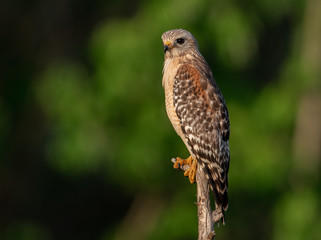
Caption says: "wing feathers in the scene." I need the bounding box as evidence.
[173,63,230,214]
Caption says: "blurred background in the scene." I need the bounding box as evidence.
[1,0,321,239]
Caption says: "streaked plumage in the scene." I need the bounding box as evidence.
[161,29,230,222]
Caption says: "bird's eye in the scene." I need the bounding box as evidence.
[176,38,185,44]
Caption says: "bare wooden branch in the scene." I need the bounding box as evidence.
[196,164,215,240]
[171,158,216,240]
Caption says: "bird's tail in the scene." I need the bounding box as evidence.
[199,162,228,224]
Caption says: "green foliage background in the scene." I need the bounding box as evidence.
[1,0,321,239]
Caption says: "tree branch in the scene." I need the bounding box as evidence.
[196,164,215,240]
[171,158,216,240]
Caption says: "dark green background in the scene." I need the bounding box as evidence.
[1,0,321,239]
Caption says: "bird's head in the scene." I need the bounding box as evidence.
[161,29,199,59]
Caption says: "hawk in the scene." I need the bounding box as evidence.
[161,29,230,223]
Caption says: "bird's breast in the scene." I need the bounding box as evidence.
[162,58,185,139]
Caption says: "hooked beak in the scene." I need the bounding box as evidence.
[163,41,172,53]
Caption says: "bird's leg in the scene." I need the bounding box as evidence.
[184,157,197,183]
[173,156,197,183]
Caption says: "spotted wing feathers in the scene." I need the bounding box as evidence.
[173,64,230,213]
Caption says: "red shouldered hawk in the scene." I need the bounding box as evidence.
[161,29,230,223]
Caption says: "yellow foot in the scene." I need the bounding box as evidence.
[173,156,197,183]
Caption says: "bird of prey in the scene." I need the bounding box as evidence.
[161,29,230,223]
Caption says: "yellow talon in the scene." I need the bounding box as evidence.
[173,156,197,183]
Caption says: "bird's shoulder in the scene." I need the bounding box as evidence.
[174,61,219,108]
[174,61,230,141]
